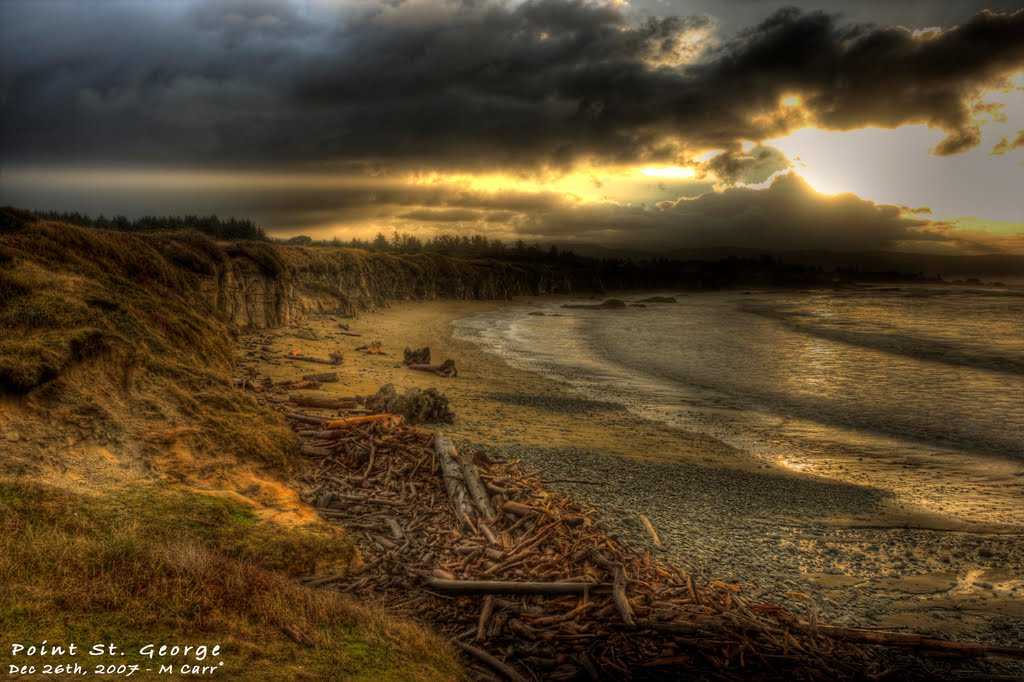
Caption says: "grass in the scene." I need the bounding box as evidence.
[0,210,297,470]
[0,209,466,679]
[0,482,460,681]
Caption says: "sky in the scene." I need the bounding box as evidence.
[1,0,1022,254]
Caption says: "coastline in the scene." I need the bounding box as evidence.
[254,295,1024,648]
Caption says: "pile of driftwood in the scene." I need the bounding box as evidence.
[286,416,1023,681]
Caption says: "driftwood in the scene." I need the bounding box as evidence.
[263,384,1024,681]
[452,640,528,682]
[355,340,384,354]
[435,434,476,531]
[302,372,339,383]
[408,359,458,377]
[459,454,497,523]
[591,550,635,626]
[424,577,609,595]
[324,414,399,429]
[289,395,357,409]
[641,514,662,547]
[283,411,326,425]
[403,347,431,366]
[476,595,496,642]
[285,351,343,365]
[280,380,320,391]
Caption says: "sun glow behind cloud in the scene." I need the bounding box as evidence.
[639,166,698,179]
[765,73,1024,229]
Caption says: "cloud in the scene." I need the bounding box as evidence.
[520,173,949,251]
[991,130,1024,155]
[701,145,791,185]
[2,2,1022,169]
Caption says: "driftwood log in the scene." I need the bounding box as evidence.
[408,358,458,377]
[280,380,319,391]
[264,381,1024,681]
[285,351,343,365]
[289,395,358,409]
[356,340,384,354]
[423,576,610,595]
[302,372,338,383]
[459,453,497,523]
[434,434,476,531]
[324,414,400,429]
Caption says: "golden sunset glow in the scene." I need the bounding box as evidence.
[640,166,698,179]
[0,2,1021,255]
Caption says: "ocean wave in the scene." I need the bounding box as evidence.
[741,303,1024,375]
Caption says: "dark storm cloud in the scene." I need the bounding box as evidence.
[701,146,790,184]
[2,1,1022,169]
[521,173,945,251]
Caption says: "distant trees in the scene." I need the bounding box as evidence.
[314,229,575,263]
[34,210,267,241]
[30,209,576,263]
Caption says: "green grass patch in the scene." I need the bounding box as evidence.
[0,481,461,681]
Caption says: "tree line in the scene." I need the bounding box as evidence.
[285,230,577,262]
[33,210,267,241]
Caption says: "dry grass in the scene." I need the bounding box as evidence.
[0,210,465,679]
[0,481,461,681]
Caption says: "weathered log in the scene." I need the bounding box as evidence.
[324,414,400,429]
[452,640,528,682]
[476,595,496,642]
[641,514,662,547]
[459,453,497,523]
[408,359,458,377]
[356,340,384,354]
[283,380,320,391]
[423,576,610,595]
[283,411,326,425]
[285,353,342,365]
[435,433,476,531]
[302,372,339,383]
[300,445,332,458]
[501,501,544,517]
[403,346,431,366]
[591,550,635,627]
[289,395,358,409]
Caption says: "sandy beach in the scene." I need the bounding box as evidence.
[249,296,1024,649]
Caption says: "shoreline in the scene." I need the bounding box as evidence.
[250,295,1024,648]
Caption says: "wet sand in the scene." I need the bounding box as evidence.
[250,297,1024,648]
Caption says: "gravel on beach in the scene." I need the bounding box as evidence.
[461,440,1024,650]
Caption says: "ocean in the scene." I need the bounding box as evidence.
[453,285,1024,477]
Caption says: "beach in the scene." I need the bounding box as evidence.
[253,294,1024,648]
